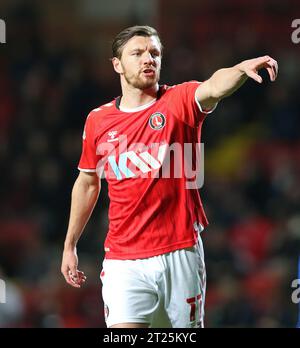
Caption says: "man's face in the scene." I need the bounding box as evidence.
[114,35,162,90]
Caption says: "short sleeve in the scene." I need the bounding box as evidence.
[78,112,100,172]
[167,81,216,127]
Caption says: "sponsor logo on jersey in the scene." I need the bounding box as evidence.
[149,112,166,130]
[107,143,168,180]
[96,139,205,188]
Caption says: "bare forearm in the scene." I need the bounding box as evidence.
[64,175,100,250]
[196,56,278,110]
[209,64,248,100]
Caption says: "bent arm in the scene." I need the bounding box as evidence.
[196,55,278,111]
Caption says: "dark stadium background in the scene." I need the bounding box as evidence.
[0,0,299,328]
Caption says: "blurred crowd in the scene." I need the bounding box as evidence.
[0,0,299,327]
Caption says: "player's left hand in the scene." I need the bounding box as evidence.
[238,56,278,83]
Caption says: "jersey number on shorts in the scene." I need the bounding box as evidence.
[186,294,202,322]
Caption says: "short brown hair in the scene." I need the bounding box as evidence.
[112,25,163,59]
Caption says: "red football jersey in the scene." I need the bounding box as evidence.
[78,81,216,260]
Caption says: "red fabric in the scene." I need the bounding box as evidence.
[78,82,209,259]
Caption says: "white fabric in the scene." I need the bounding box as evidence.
[77,167,96,172]
[195,94,218,114]
[119,98,157,113]
[100,234,206,328]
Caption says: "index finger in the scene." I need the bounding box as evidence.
[258,55,271,64]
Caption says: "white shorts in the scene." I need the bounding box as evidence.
[100,235,206,328]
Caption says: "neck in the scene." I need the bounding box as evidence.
[119,82,159,109]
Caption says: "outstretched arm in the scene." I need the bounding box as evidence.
[196,55,278,111]
[61,171,100,288]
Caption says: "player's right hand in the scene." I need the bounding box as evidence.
[61,248,87,288]
[237,55,278,83]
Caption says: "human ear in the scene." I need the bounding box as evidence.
[112,57,123,74]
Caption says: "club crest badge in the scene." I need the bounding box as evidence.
[149,112,166,130]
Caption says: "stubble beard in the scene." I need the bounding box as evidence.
[123,69,160,90]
